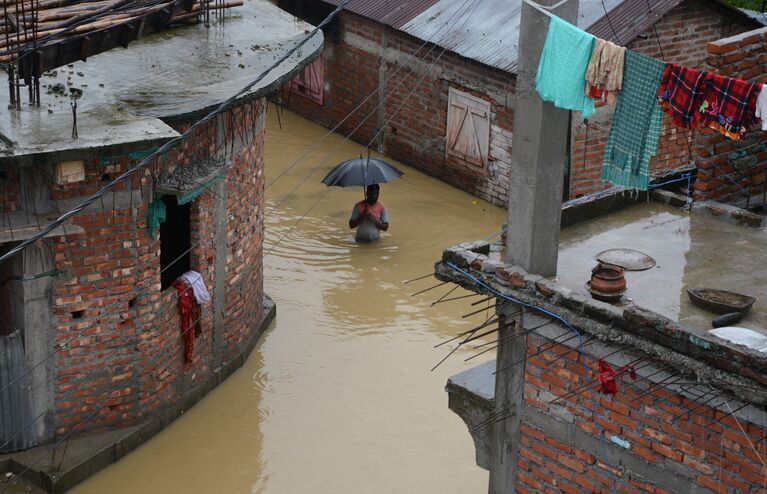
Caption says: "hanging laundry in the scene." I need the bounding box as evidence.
[699,74,760,140]
[181,270,211,305]
[601,51,665,190]
[597,358,637,395]
[755,84,767,131]
[535,15,596,119]
[172,279,201,364]
[585,38,626,105]
[657,64,709,129]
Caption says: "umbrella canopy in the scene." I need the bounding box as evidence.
[321,157,404,187]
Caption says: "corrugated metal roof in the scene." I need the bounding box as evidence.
[400,0,640,73]
[587,0,685,44]
[330,0,757,74]
[322,0,439,28]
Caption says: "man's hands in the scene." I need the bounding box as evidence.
[349,207,388,231]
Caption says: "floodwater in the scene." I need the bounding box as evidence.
[71,109,505,493]
[558,201,767,335]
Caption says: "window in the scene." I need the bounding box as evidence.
[291,56,324,105]
[159,196,191,290]
[446,88,491,171]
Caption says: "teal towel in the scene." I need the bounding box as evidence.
[535,16,596,119]
[601,51,665,190]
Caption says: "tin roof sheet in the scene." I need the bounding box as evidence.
[322,0,439,28]
[400,0,674,73]
[328,0,756,74]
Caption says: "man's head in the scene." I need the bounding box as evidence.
[365,184,380,205]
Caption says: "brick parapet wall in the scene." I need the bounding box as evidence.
[283,0,756,204]
[693,27,767,202]
[50,99,266,435]
[519,332,766,493]
[569,0,752,198]
[438,240,767,493]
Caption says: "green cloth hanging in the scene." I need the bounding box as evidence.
[147,194,166,239]
[601,51,665,191]
[535,16,596,119]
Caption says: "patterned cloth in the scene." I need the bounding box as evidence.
[585,38,626,105]
[699,74,760,140]
[535,15,596,119]
[172,280,201,364]
[657,64,709,129]
[601,51,665,190]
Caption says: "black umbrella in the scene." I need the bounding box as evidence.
[321,156,404,188]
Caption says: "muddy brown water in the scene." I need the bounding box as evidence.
[71,109,504,493]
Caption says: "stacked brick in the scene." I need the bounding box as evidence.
[693,27,767,202]
[518,332,766,493]
[283,0,755,204]
[50,99,266,435]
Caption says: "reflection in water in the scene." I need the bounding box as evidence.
[558,205,691,319]
[71,109,505,494]
[559,202,767,335]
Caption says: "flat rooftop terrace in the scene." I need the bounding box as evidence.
[557,202,767,336]
[0,0,322,165]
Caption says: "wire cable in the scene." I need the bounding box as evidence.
[0,0,349,267]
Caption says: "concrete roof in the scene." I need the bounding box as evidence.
[0,0,323,166]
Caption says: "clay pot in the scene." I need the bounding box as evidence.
[590,263,626,294]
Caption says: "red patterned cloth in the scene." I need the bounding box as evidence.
[597,359,637,395]
[172,280,201,364]
[657,64,709,129]
[699,74,760,140]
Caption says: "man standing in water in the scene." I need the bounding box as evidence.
[349,184,389,242]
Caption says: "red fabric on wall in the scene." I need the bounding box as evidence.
[597,359,637,395]
[172,280,200,364]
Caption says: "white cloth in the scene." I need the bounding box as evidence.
[708,327,767,353]
[755,84,767,131]
[180,270,211,306]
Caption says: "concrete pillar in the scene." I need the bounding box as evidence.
[492,1,579,492]
[489,304,525,494]
[506,0,579,277]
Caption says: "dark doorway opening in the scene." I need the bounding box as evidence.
[160,196,191,290]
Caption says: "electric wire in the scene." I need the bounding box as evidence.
[0,0,484,462]
[0,0,349,267]
[262,0,480,219]
[263,0,483,258]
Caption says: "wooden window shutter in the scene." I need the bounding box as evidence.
[446,88,490,170]
[291,56,324,105]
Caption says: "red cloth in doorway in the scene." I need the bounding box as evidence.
[597,359,637,395]
[172,280,201,364]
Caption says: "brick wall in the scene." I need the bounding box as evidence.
[283,0,756,204]
[568,0,753,198]
[50,99,266,435]
[693,27,767,202]
[282,10,515,207]
[519,332,767,493]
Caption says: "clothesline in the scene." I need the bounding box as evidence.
[528,1,767,191]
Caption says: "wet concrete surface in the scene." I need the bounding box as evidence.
[0,0,321,164]
[558,202,767,335]
[67,109,503,493]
